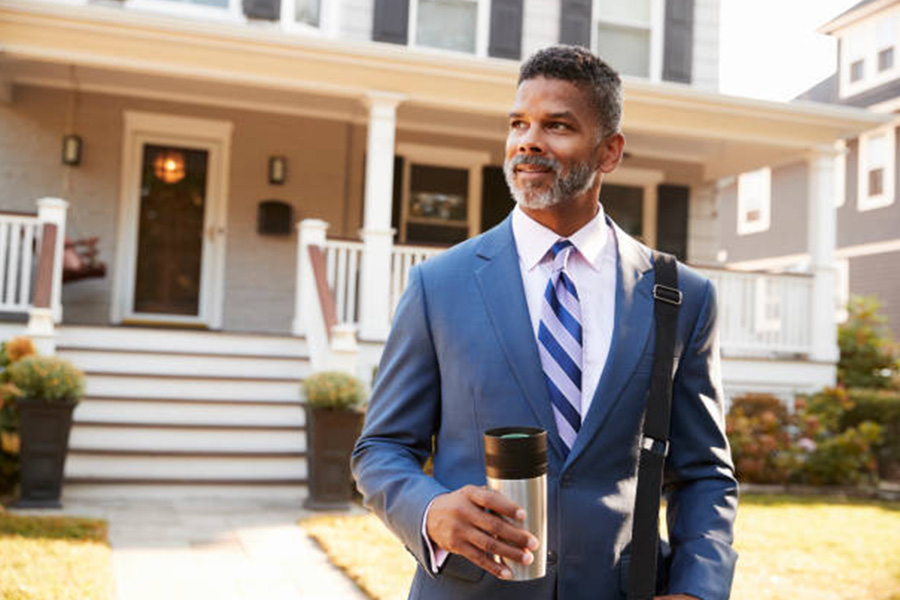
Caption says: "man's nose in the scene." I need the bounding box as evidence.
[517,126,545,154]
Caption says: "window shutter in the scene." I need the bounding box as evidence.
[489,0,524,60]
[663,0,694,84]
[242,0,281,21]
[373,0,410,45]
[559,0,592,48]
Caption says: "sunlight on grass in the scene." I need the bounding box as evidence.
[0,512,115,600]
[302,495,900,600]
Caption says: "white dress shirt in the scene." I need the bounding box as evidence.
[423,204,618,572]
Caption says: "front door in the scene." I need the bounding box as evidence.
[114,112,232,328]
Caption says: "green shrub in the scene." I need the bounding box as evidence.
[841,388,900,481]
[838,296,898,389]
[726,394,794,484]
[6,356,85,404]
[302,371,366,411]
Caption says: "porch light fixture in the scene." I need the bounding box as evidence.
[62,135,83,166]
[153,149,186,184]
[269,156,287,185]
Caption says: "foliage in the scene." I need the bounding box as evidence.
[302,371,367,411]
[0,337,36,370]
[5,356,85,404]
[841,388,900,481]
[838,296,898,389]
[726,394,793,483]
[726,389,884,486]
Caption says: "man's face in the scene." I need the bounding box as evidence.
[504,76,605,210]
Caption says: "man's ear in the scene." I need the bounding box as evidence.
[597,133,626,174]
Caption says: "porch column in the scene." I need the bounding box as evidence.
[687,182,720,265]
[807,146,841,368]
[358,92,405,342]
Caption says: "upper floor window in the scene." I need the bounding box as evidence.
[840,11,900,97]
[293,0,320,27]
[858,126,896,211]
[736,167,771,235]
[411,0,488,56]
[593,0,663,80]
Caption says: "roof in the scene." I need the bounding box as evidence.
[819,0,899,34]
[793,73,839,104]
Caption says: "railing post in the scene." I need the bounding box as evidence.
[806,147,840,368]
[36,198,68,324]
[293,219,329,337]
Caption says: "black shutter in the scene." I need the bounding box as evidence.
[489,0,524,60]
[559,0,592,47]
[242,0,280,21]
[656,184,689,261]
[391,155,404,241]
[662,0,694,84]
[373,0,410,45]
[480,166,515,232]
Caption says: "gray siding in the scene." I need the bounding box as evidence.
[691,0,719,91]
[718,161,810,263]
[837,127,900,248]
[841,79,900,108]
[849,250,900,331]
[0,85,356,334]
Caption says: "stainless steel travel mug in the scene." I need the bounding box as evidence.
[483,427,548,581]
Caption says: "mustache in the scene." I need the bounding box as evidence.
[506,154,560,172]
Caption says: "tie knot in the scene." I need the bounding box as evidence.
[550,240,574,271]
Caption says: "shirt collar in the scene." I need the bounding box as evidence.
[511,203,609,273]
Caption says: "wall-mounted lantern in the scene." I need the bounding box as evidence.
[269,156,287,185]
[62,135,83,166]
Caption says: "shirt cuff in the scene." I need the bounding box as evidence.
[422,498,449,573]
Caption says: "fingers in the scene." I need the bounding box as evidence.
[466,486,526,522]
[466,501,539,552]
[456,541,514,580]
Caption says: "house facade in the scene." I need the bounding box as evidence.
[719,0,900,331]
[0,0,885,498]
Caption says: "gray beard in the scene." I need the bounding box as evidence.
[503,154,597,210]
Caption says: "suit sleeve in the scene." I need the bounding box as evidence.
[664,278,739,600]
[351,265,450,571]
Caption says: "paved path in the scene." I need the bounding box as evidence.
[13,499,370,600]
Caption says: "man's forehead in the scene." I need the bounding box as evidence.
[510,77,592,116]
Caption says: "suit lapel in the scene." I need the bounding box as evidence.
[473,218,567,461]
[568,220,654,463]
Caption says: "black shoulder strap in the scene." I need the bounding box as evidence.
[627,251,681,600]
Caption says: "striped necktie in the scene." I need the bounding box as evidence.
[538,240,583,455]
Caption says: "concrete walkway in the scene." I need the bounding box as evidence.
[13,498,370,600]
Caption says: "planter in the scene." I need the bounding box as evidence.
[304,406,364,510]
[14,397,76,509]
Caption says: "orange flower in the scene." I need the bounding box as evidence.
[5,336,36,363]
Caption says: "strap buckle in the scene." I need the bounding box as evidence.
[652,284,682,306]
[641,436,669,457]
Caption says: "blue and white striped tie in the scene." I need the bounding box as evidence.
[538,240,583,455]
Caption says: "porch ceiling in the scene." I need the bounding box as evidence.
[0,0,890,181]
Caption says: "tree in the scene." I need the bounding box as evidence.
[838,296,898,389]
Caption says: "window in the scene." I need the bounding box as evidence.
[294,0,320,27]
[850,59,865,82]
[879,47,894,72]
[593,0,662,79]
[281,0,335,32]
[858,127,896,211]
[411,0,487,55]
[737,168,771,235]
[124,0,241,21]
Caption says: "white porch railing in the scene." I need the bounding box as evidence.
[697,268,813,357]
[0,213,41,314]
[294,219,817,360]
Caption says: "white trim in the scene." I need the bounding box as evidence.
[837,5,900,99]
[725,238,900,271]
[835,139,847,207]
[112,111,232,329]
[857,124,896,211]
[754,276,782,334]
[279,0,338,38]
[125,0,245,24]
[835,258,850,323]
[395,143,491,242]
[408,0,490,58]
[736,167,771,235]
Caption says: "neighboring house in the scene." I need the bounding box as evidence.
[719,0,900,331]
[0,0,884,498]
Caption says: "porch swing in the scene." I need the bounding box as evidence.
[62,236,106,283]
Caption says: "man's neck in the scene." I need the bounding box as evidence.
[519,193,601,238]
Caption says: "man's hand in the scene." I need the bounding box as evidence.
[425,485,539,580]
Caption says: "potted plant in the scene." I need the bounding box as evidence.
[6,354,85,508]
[302,371,366,510]
[0,336,38,499]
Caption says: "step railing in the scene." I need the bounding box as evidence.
[388,243,444,320]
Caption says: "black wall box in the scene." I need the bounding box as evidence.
[258,200,293,236]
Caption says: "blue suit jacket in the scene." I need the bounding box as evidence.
[352,216,738,600]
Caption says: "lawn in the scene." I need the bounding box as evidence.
[0,511,115,600]
[302,494,900,600]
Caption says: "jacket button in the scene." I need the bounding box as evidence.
[560,474,573,488]
[546,550,558,565]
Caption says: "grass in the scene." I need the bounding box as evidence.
[302,494,900,600]
[0,511,115,600]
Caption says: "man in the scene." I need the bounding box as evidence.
[352,45,738,600]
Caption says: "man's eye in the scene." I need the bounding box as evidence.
[510,120,526,130]
[548,122,569,131]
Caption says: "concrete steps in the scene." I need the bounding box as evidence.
[56,326,310,500]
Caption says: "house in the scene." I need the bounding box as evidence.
[0,0,885,499]
[718,0,900,331]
